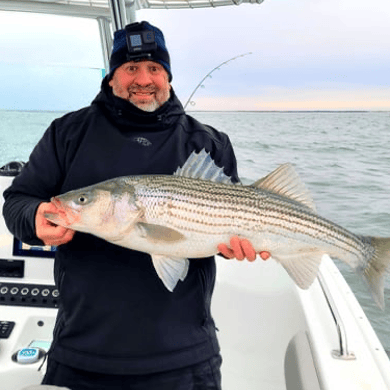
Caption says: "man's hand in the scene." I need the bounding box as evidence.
[35,202,75,246]
[218,236,271,262]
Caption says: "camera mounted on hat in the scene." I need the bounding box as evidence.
[125,23,157,61]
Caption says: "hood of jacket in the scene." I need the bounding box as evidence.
[92,77,185,131]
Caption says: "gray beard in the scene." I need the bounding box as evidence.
[130,99,161,112]
[112,89,170,112]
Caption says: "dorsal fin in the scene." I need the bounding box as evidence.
[252,163,316,211]
[174,149,236,185]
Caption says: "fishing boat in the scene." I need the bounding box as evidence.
[1,1,390,389]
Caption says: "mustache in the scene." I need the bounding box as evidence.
[128,85,157,93]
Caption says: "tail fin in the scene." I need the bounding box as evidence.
[361,237,390,310]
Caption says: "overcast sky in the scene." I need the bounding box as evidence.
[0,0,389,111]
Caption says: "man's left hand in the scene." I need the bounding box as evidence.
[218,236,271,262]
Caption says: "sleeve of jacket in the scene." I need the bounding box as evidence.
[2,120,65,245]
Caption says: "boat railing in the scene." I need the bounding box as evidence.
[317,268,356,360]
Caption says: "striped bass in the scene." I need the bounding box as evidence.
[45,149,390,308]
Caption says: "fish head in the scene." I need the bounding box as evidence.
[45,181,141,237]
[45,186,108,232]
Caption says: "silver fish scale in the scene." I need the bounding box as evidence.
[259,195,368,262]
[132,175,369,264]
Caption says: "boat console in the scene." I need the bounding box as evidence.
[0,165,58,389]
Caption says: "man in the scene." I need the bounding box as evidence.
[3,21,268,389]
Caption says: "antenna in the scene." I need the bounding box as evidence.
[183,52,252,110]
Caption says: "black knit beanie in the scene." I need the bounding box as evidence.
[109,21,172,81]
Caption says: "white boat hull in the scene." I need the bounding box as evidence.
[213,254,390,389]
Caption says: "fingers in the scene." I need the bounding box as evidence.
[35,202,75,246]
[217,243,235,259]
[240,238,257,261]
[259,251,271,261]
[218,237,271,262]
[39,223,75,246]
[229,236,245,260]
[42,226,75,246]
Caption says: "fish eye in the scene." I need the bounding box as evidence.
[77,195,88,204]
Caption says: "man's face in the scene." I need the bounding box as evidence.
[109,60,171,112]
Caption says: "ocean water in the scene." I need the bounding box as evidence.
[1,109,390,350]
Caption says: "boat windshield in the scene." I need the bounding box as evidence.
[0,11,104,166]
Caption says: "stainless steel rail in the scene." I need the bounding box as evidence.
[317,269,356,360]
[97,17,112,74]
[109,0,129,31]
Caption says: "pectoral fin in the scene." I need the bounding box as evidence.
[273,250,324,289]
[151,255,190,292]
[136,222,185,243]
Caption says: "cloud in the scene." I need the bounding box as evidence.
[189,86,390,111]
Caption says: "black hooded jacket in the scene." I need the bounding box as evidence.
[2,78,239,375]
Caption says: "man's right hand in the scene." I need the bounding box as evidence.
[35,202,75,246]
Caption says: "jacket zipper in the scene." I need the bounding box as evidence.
[198,268,209,328]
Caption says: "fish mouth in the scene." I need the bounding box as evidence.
[44,197,80,227]
[44,211,63,226]
[51,196,63,209]
[44,210,66,227]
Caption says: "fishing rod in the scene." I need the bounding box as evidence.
[183,52,252,110]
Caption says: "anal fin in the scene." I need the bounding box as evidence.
[273,250,324,289]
